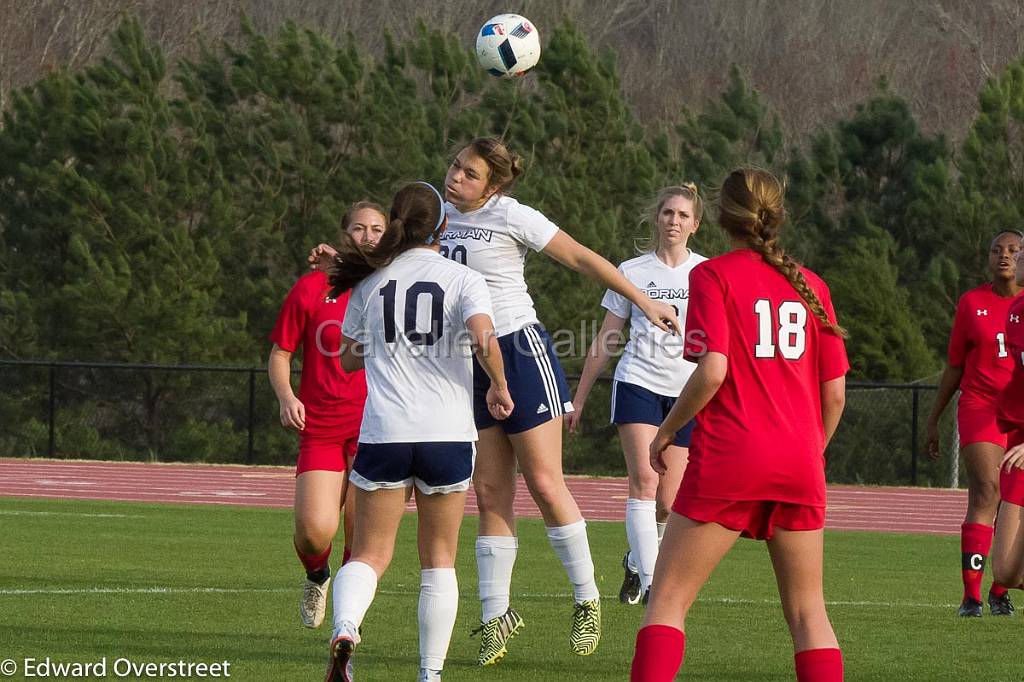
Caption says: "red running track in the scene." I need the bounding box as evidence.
[0,458,967,535]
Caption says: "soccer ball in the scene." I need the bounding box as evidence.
[476,14,541,78]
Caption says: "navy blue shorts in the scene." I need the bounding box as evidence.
[611,380,695,447]
[351,442,475,495]
[473,324,573,434]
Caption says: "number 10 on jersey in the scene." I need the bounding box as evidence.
[754,299,808,360]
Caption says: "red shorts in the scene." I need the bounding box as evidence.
[1001,468,1024,506]
[1001,430,1024,506]
[672,494,825,541]
[958,405,1008,449]
[296,430,358,476]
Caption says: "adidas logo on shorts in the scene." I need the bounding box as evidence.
[536,403,549,414]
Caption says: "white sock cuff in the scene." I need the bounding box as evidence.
[345,560,379,585]
[421,567,458,589]
[475,535,518,552]
[626,498,657,512]
[545,519,587,543]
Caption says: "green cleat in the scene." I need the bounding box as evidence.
[569,598,601,656]
[471,607,524,666]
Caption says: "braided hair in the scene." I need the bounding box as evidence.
[718,168,848,338]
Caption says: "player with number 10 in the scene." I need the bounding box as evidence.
[323,182,514,682]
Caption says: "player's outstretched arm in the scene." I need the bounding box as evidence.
[466,313,514,420]
[925,363,964,460]
[820,376,846,447]
[268,344,305,431]
[566,310,626,434]
[542,231,681,334]
[650,352,727,474]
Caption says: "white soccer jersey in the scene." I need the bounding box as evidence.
[441,194,559,336]
[602,251,707,397]
[342,249,494,443]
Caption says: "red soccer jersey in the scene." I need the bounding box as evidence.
[996,297,1024,438]
[948,283,1022,409]
[269,271,366,438]
[679,249,849,507]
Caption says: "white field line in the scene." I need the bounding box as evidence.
[0,510,143,518]
[0,585,958,609]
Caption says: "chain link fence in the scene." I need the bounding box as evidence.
[0,360,961,487]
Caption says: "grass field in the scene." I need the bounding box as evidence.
[1,495,1021,681]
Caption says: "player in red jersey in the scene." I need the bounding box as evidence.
[992,250,1024,593]
[269,202,387,630]
[925,229,1023,617]
[630,168,849,682]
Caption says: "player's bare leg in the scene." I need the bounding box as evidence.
[961,442,1010,616]
[294,470,344,628]
[632,514,739,680]
[326,486,407,681]
[472,426,523,665]
[992,501,1024,590]
[619,423,687,603]
[415,488,468,680]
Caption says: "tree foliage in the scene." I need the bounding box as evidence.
[1,16,1021,473]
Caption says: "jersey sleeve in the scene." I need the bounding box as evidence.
[601,265,632,319]
[460,271,495,323]
[506,201,559,252]
[341,282,367,341]
[814,280,850,382]
[684,263,728,361]
[268,279,310,352]
[947,296,970,367]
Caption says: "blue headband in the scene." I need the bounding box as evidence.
[414,181,447,245]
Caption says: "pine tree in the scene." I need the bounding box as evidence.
[956,55,1024,285]
[0,18,251,456]
[786,86,946,378]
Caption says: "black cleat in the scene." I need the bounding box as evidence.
[958,598,983,617]
[988,591,1015,616]
[641,588,650,605]
[618,552,642,605]
[325,634,356,682]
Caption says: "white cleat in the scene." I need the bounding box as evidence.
[417,668,441,682]
[301,576,331,628]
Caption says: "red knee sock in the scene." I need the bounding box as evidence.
[961,523,994,602]
[631,625,685,682]
[795,648,843,682]
[295,541,332,579]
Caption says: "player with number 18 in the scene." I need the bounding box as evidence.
[631,168,849,682]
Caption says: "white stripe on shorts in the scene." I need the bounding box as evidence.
[524,325,561,417]
[609,379,619,424]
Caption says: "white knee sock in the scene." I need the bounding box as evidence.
[625,498,659,591]
[657,521,667,545]
[476,536,518,621]
[418,568,458,672]
[331,560,378,639]
[546,520,600,603]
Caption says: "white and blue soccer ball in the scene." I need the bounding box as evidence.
[476,14,541,78]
